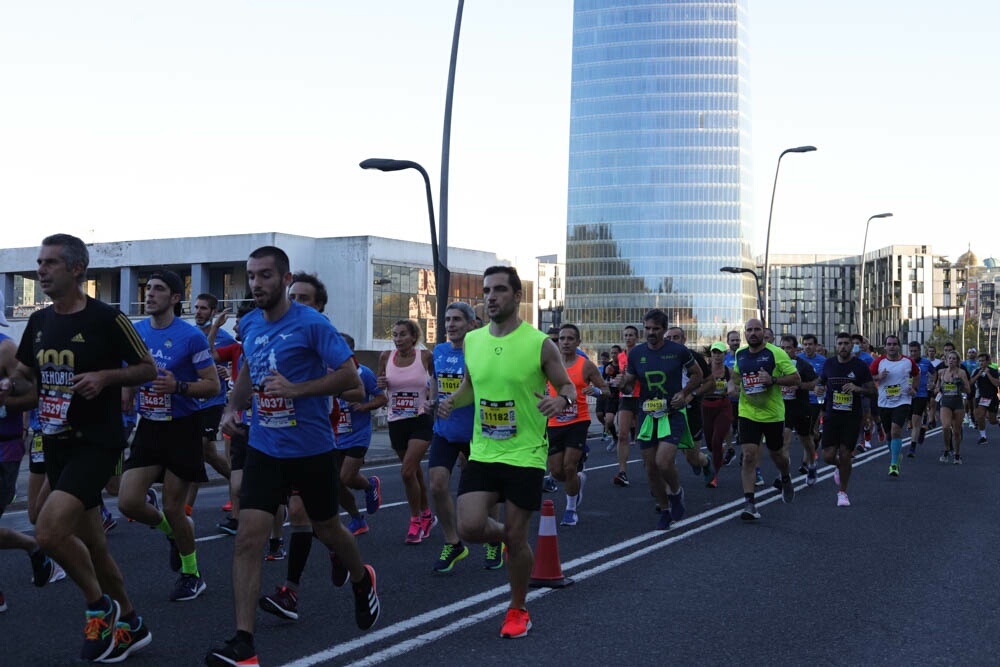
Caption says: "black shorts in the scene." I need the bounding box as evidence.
[240,446,340,522]
[428,433,470,471]
[125,415,208,483]
[808,403,821,431]
[619,397,640,415]
[686,400,704,440]
[975,396,1000,414]
[229,431,248,471]
[738,418,785,452]
[783,401,812,437]
[822,414,862,449]
[546,421,590,455]
[333,447,368,467]
[28,432,45,475]
[939,395,964,411]
[457,460,544,512]
[910,397,929,417]
[0,460,19,515]
[198,404,225,440]
[388,414,434,451]
[43,437,123,511]
[879,404,910,430]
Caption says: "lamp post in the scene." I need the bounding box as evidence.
[857,212,894,337]
[721,266,764,324]
[360,158,447,342]
[762,145,817,326]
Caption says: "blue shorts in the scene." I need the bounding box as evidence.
[427,433,469,471]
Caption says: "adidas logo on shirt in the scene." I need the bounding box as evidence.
[71,333,85,343]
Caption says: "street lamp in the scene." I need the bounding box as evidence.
[762,145,817,326]
[721,266,764,324]
[360,158,450,343]
[858,212,894,337]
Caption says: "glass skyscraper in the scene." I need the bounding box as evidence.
[565,0,756,347]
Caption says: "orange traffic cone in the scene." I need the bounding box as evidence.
[529,499,574,588]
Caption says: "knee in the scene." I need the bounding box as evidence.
[428,471,450,497]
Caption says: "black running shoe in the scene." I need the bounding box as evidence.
[81,595,121,662]
[29,548,53,589]
[101,615,152,663]
[353,564,380,630]
[205,635,257,667]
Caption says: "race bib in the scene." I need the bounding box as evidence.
[39,389,73,435]
[555,399,579,423]
[480,399,517,440]
[255,391,297,428]
[942,382,958,396]
[437,373,462,401]
[781,385,797,400]
[641,398,667,414]
[832,391,853,412]
[714,379,727,393]
[138,388,172,421]
[742,373,766,395]
[980,397,993,407]
[390,391,419,419]
[30,434,44,464]
[335,407,352,436]
[886,384,901,397]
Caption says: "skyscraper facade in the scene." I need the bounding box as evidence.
[565,0,756,347]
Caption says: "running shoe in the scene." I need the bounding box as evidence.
[939,450,952,463]
[781,477,795,504]
[576,471,586,507]
[560,509,578,526]
[101,506,118,534]
[702,457,714,486]
[668,487,685,521]
[216,517,239,536]
[864,440,872,450]
[907,443,916,458]
[888,464,900,477]
[169,573,206,601]
[205,635,257,667]
[954,455,963,465]
[365,476,382,515]
[854,443,865,455]
[612,471,630,487]
[264,539,285,561]
[605,438,617,453]
[101,615,152,663]
[167,536,181,572]
[29,548,53,589]
[48,562,67,584]
[404,516,422,544]
[740,501,761,521]
[348,516,369,536]
[259,585,299,620]
[797,463,808,475]
[655,508,672,531]
[433,542,469,573]
[352,564,380,630]
[483,542,505,570]
[706,474,718,489]
[578,444,589,472]
[542,476,558,493]
[221,500,232,512]
[723,447,736,466]
[836,491,851,507]
[833,468,841,488]
[81,595,121,662]
[978,436,988,445]
[419,511,438,540]
[500,607,531,639]
[806,466,817,487]
[877,424,886,442]
[754,469,765,487]
[330,551,349,587]
[146,488,160,512]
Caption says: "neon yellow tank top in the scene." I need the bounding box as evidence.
[465,321,549,469]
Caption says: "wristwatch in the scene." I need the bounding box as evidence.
[561,394,573,407]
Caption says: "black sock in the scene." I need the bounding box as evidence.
[87,594,110,611]
[235,630,254,647]
[744,492,755,504]
[120,610,138,627]
[286,531,313,586]
[781,474,791,483]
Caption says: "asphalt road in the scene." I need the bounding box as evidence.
[2,425,999,666]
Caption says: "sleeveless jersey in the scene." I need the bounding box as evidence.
[547,355,591,428]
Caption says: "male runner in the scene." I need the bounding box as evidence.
[962,348,979,426]
[613,325,640,487]
[547,323,606,527]
[206,246,377,666]
[438,265,573,639]
[665,326,713,478]
[118,270,220,601]
[971,352,1000,444]
[729,318,800,520]
[779,335,818,485]
[869,335,919,477]
[906,341,935,457]
[852,333,880,448]
[926,345,942,429]
[616,310,705,530]
[817,332,875,506]
[798,334,826,448]
[9,234,156,662]
[722,329,741,463]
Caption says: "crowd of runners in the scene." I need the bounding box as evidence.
[0,233,997,665]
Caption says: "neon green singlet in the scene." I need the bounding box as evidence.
[465,321,549,470]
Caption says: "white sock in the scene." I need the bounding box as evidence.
[981,430,987,438]
[566,494,578,511]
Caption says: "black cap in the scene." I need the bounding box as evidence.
[148,270,184,296]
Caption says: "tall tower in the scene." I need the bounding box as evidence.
[565,0,756,347]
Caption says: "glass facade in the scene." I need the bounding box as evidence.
[565,0,756,347]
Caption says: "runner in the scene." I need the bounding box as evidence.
[797,334,826,451]
[779,335,819,486]
[437,265,573,639]
[970,351,1000,445]
[546,324,606,527]
[9,233,156,662]
[698,341,732,488]
[601,349,620,451]
[869,335,919,477]
[377,320,437,544]
[615,310,705,530]
[21,408,68,587]
[729,318,801,520]
[962,348,979,426]
[665,326,711,468]
[613,325,640,487]
[926,345,942,429]
[426,302,501,573]
[206,246,378,666]
[932,351,970,463]
[852,333,880,448]
[905,341,935,457]
[722,329,741,463]
[816,332,875,507]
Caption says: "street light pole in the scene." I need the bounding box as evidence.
[858,212,894,337]
[720,266,764,324]
[438,0,464,319]
[360,158,446,342]
[762,145,817,327]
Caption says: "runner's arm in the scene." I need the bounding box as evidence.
[184,362,223,399]
[0,342,38,411]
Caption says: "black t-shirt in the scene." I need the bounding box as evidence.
[17,297,149,447]
[627,341,696,415]
[820,356,874,419]
[973,366,1000,401]
[781,358,817,407]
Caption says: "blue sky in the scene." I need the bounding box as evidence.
[1,1,997,266]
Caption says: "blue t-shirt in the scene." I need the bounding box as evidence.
[911,356,935,398]
[134,317,214,420]
[200,325,236,409]
[240,301,352,458]
[433,342,475,442]
[797,353,826,404]
[334,365,382,449]
[820,356,873,419]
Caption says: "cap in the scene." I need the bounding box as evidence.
[710,341,727,353]
[969,348,978,354]
[148,270,184,296]
[0,291,8,326]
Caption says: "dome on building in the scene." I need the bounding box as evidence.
[956,247,980,267]
[984,257,998,269]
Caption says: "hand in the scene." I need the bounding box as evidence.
[216,365,231,381]
[534,391,567,418]
[213,308,231,329]
[150,368,176,394]
[376,375,388,390]
[877,369,889,381]
[756,368,773,387]
[422,400,439,415]
[220,410,246,437]
[582,386,596,397]
[670,392,687,409]
[71,370,108,400]
[437,397,454,420]
[842,382,857,393]
[262,370,296,398]
[815,384,826,396]
[348,401,366,412]
[0,378,10,406]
